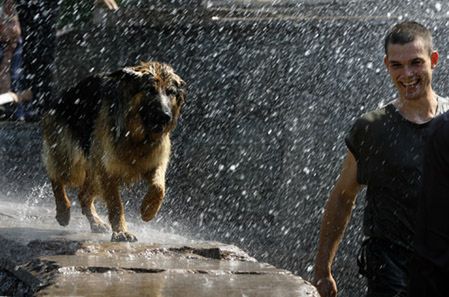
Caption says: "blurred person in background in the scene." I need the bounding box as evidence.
[2,0,118,121]
[0,2,31,119]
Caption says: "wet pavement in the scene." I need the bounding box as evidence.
[0,199,318,296]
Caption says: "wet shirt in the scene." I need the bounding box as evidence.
[415,111,449,267]
[345,97,449,251]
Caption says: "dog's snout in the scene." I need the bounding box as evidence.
[159,111,172,124]
[156,96,172,124]
[140,97,172,134]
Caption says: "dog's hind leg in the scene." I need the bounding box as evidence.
[79,181,110,233]
[141,165,167,222]
[50,180,71,226]
[100,174,137,242]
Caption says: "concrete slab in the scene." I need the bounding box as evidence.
[0,200,319,296]
[41,272,314,297]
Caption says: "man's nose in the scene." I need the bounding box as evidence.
[403,65,414,76]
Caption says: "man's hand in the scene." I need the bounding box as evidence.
[96,0,119,11]
[314,275,337,297]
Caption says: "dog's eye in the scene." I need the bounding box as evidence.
[166,87,177,96]
[145,85,158,94]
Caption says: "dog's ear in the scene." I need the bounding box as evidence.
[110,67,148,100]
[107,68,144,142]
[109,67,144,81]
[176,79,187,106]
[105,79,126,142]
[109,67,145,92]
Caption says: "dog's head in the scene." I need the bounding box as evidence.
[110,61,186,143]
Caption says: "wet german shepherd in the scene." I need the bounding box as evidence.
[42,61,186,242]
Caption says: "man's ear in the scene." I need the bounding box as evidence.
[431,51,439,69]
[383,55,389,69]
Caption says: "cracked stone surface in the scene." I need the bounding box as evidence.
[0,200,318,296]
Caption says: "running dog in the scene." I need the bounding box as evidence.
[42,61,186,242]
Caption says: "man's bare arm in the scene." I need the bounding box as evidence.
[313,151,361,297]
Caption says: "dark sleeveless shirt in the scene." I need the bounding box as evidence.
[415,110,449,267]
[345,97,449,251]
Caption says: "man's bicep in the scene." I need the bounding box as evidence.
[333,151,361,201]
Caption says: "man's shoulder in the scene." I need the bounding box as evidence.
[431,109,449,132]
[347,103,394,139]
[356,102,393,124]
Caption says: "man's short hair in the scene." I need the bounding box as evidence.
[384,21,433,55]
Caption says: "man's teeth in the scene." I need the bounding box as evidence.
[403,81,418,86]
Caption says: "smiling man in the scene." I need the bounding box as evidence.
[313,21,449,297]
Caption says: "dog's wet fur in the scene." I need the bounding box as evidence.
[42,61,186,242]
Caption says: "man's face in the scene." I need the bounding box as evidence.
[384,38,438,101]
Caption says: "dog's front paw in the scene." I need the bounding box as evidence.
[91,222,110,234]
[141,189,164,222]
[111,231,138,242]
[55,207,71,226]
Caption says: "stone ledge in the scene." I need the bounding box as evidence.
[1,237,318,297]
[0,200,318,296]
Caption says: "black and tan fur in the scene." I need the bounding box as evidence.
[42,61,186,242]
